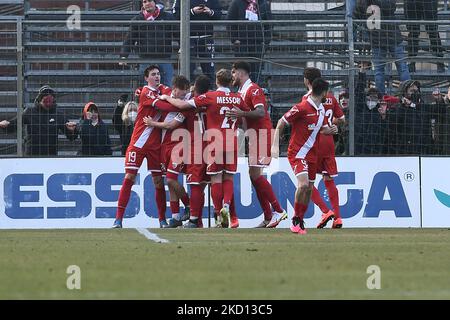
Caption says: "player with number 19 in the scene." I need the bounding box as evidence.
[113,65,180,229]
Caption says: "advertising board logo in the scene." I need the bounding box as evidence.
[434,189,450,208]
[2,171,412,220]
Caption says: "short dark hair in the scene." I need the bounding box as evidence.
[194,75,211,95]
[216,69,233,87]
[144,64,160,77]
[232,61,251,74]
[303,67,322,84]
[367,87,381,99]
[311,78,329,96]
[172,75,190,90]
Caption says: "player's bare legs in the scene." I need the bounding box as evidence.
[250,167,287,228]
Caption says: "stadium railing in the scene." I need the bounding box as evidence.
[0,1,449,157]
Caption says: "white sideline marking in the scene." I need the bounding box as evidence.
[135,228,169,243]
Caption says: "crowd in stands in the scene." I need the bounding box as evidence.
[0,0,449,156]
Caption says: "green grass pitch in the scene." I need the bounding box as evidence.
[1,228,450,299]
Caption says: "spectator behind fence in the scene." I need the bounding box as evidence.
[227,0,272,84]
[404,0,445,73]
[113,99,138,155]
[429,86,449,155]
[120,0,175,86]
[172,0,222,81]
[354,67,399,155]
[112,94,133,155]
[384,80,433,155]
[0,85,78,156]
[334,89,349,155]
[346,0,357,19]
[355,0,410,95]
[78,102,112,156]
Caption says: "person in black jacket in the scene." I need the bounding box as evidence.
[78,102,112,156]
[227,0,272,83]
[172,0,222,81]
[404,0,445,73]
[355,0,410,95]
[120,0,176,86]
[0,85,78,156]
[428,86,449,155]
[112,97,137,155]
[385,80,433,155]
[354,70,388,155]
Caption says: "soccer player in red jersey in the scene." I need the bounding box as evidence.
[301,67,346,229]
[113,65,180,229]
[143,76,192,228]
[182,76,210,228]
[161,69,248,228]
[168,75,238,229]
[271,78,338,235]
[228,61,287,228]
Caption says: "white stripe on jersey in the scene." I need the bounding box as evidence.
[296,97,324,159]
[238,78,253,99]
[134,113,161,148]
[161,111,185,142]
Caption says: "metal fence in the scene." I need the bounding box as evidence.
[0,2,449,157]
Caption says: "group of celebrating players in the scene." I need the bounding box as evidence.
[112,61,345,235]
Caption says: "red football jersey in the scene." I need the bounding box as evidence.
[128,85,165,150]
[282,96,326,163]
[160,111,186,147]
[188,87,248,152]
[184,109,207,143]
[302,91,344,157]
[238,79,273,132]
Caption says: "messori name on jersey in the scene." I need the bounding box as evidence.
[213,95,242,105]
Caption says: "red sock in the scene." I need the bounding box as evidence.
[200,187,205,219]
[252,177,272,220]
[222,179,234,206]
[155,187,167,221]
[311,186,329,213]
[211,183,223,212]
[230,196,237,220]
[325,179,340,219]
[170,201,179,215]
[181,194,190,207]
[116,178,134,220]
[189,185,203,218]
[294,202,308,220]
[256,176,283,213]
